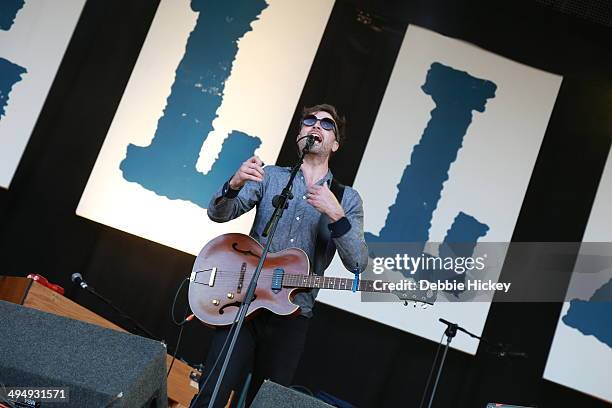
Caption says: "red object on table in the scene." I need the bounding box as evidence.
[26,274,65,295]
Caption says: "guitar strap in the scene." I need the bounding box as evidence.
[313,178,345,276]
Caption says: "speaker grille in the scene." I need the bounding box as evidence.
[0,300,167,408]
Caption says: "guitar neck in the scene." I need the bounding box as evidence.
[283,273,390,293]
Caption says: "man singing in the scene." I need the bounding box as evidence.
[195,104,368,407]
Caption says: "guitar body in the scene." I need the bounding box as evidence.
[188,233,310,326]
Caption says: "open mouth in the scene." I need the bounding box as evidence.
[311,134,322,143]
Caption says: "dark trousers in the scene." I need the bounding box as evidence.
[192,312,310,408]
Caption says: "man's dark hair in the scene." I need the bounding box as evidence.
[300,103,346,146]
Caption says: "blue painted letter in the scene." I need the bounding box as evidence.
[0,59,27,119]
[120,0,268,208]
[366,62,496,283]
[0,0,25,31]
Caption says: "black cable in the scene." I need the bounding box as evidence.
[167,278,195,377]
[83,284,158,339]
[189,316,240,408]
[171,278,191,326]
[167,321,186,377]
[170,275,244,407]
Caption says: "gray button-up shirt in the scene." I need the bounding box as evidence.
[207,165,368,317]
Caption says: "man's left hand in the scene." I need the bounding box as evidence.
[306,184,345,222]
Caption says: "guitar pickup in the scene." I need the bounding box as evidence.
[237,263,246,293]
[271,268,284,293]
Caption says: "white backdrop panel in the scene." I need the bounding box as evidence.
[544,146,612,403]
[0,0,86,188]
[318,25,562,354]
[77,0,334,255]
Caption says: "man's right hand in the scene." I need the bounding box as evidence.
[229,156,264,190]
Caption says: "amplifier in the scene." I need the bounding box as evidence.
[251,381,335,408]
[0,300,167,408]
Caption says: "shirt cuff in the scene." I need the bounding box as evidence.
[328,216,351,238]
[222,180,241,198]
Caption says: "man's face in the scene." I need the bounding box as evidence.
[297,110,339,157]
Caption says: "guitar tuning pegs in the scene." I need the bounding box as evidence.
[404,300,408,306]
[421,303,428,309]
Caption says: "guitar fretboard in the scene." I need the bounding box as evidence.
[282,273,390,293]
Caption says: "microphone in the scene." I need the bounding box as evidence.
[71,272,88,289]
[305,134,315,151]
[296,134,317,154]
[297,134,319,149]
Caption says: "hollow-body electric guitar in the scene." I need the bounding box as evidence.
[188,233,434,326]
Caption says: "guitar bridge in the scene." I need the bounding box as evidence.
[189,267,217,286]
[271,268,284,293]
[208,267,217,287]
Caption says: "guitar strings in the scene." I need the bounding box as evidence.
[190,269,373,292]
[191,270,355,282]
[190,273,364,291]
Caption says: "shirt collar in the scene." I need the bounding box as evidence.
[318,169,333,186]
[285,167,334,186]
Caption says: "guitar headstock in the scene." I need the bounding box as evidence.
[390,278,437,307]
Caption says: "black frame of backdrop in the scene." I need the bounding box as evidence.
[1,0,611,407]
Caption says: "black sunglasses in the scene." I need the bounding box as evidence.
[302,114,337,133]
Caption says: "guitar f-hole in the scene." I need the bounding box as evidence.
[231,242,261,259]
[219,294,257,315]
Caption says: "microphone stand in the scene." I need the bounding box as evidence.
[419,318,528,408]
[421,319,457,408]
[205,136,315,408]
[73,275,158,340]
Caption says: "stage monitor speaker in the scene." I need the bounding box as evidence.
[0,300,167,407]
[250,380,334,408]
